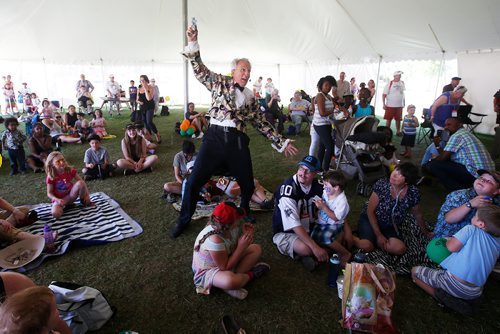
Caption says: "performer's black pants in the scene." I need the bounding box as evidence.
[177,125,255,228]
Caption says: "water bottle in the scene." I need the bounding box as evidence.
[327,254,340,288]
[353,250,368,263]
[43,224,54,245]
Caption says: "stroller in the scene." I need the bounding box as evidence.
[334,116,387,196]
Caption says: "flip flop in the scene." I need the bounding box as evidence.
[221,315,246,334]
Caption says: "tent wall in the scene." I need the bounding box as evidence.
[457,51,500,135]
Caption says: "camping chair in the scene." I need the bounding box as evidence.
[417,108,433,145]
[457,105,487,132]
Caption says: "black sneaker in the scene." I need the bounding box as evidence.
[170,223,186,239]
[250,262,270,279]
[434,288,481,316]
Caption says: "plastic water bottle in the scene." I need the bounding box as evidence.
[327,254,340,288]
[43,224,54,245]
[353,250,368,263]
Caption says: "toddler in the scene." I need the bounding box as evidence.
[1,118,27,175]
[400,104,419,158]
[311,170,352,265]
[90,109,108,137]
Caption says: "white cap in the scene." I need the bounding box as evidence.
[109,74,114,78]
[393,71,403,76]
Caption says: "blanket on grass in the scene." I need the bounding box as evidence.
[365,216,437,275]
[3,192,142,272]
[171,188,274,220]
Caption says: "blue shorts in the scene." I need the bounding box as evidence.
[358,212,401,245]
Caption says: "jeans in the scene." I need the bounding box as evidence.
[8,148,27,173]
[143,108,158,134]
[314,124,334,171]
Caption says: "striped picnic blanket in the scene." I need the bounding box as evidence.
[7,192,142,272]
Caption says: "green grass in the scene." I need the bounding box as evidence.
[1,109,499,333]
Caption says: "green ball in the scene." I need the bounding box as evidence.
[186,127,194,135]
[426,238,451,264]
[180,130,186,136]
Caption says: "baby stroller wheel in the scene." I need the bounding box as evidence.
[363,184,373,197]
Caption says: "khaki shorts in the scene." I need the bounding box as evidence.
[273,232,299,259]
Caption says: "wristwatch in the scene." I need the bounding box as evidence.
[465,201,472,209]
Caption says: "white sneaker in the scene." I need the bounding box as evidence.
[192,134,197,138]
[197,132,204,139]
[223,288,248,300]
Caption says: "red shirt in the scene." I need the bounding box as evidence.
[46,168,77,199]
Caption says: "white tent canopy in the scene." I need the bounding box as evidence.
[1,0,500,133]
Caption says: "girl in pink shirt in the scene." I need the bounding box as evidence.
[45,152,93,219]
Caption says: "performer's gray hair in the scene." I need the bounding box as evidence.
[453,85,467,94]
[231,58,252,71]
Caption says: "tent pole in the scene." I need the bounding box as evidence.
[434,52,445,99]
[182,0,188,113]
[373,55,382,109]
[42,57,49,100]
[277,63,280,91]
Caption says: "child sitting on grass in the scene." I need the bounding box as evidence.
[411,205,500,315]
[192,202,270,300]
[45,151,93,219]
[82,134,114,180]
[90,109,107,137]
[310,170,353,266]
[1,118,27,176]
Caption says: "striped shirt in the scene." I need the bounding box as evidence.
[402,115,418,135]
[444,128,495,177]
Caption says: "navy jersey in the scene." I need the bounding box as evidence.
[272,175,323,235]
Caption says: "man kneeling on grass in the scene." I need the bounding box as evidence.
[272,156,329,271]
[411,205,500,315]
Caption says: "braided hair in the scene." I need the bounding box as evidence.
[194,217,232,252]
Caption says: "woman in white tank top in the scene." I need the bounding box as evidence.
[312,76,337,172]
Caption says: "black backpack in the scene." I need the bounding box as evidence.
[160,105,170,116]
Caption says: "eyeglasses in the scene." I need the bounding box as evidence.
[56,116,61,119]
[478,176,497,186]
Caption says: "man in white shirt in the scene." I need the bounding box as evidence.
[382,71,406,136]
[106,74,121,116]
[332,71,350,102]
[253,76,263,97]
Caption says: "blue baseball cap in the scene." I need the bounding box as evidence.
[298,155,320,172]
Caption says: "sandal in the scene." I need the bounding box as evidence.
[221,314,246,334]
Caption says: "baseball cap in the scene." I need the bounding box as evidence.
[125,123,136,130]
[212,202,245,225]
[393,71,403,76]
[477,169,500,186]
[298,155,321,172]
[451,76,461,81]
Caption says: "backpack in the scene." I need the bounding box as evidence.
[160,105,170,116]
[48,281,115,334]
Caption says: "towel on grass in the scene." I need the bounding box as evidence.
[2,192,142,272]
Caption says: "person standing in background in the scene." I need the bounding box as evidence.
[492,89,500,160]
[75,74,94,94]
[129,80,138,121]
[382,71,405,136]
[106,74,121,117]
[151,78,160,115]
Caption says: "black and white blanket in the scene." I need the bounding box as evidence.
[6,192,143,272]
[365,216,437,275]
